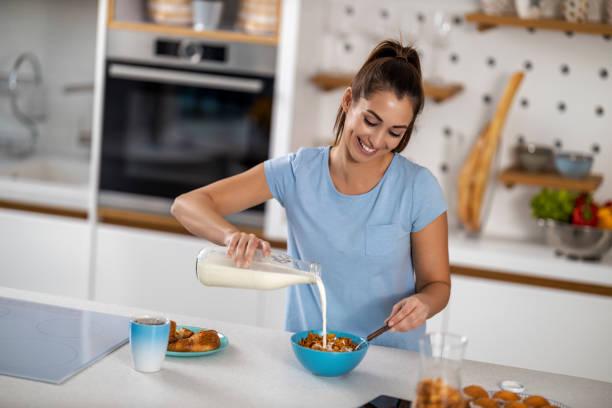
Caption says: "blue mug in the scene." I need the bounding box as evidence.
[129,316,170,373]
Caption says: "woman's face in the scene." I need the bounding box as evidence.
[340,89,414,163]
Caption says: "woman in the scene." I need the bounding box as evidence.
[172,40,450,350]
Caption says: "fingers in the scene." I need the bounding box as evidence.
[384,302,403,326]
[388,299,417,329]
[225,232,271,267]
[244,234,259,267]
[226,233,240,257]
[260,240,272,257]
[234,233,250,267]
[387,297,428,333]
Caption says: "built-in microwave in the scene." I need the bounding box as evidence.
[100,30,276,227]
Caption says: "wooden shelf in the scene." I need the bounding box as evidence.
[499,167,603,192]
[465,12,612,35]
[107,21,278,46]
[310,73,463,103]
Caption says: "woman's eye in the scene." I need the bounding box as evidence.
[364,117,376,127]
[389,131,402,138]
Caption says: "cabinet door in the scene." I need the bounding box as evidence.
[446,274,612,383]
[94,224,261,327]
[0,209,89,298]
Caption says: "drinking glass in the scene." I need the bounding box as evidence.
[415,332,468,408]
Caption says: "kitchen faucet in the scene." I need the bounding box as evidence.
[0,52,45,157]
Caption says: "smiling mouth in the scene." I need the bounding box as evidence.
[357,137,377,155]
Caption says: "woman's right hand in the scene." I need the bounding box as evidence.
[224,231,272,268]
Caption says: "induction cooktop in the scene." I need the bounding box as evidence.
[0,297,129,384]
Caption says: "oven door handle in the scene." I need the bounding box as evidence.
[109,64,264,93]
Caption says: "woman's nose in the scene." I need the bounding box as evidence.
[369,129,386,148]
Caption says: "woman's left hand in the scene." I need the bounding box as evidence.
[384,295,430,332]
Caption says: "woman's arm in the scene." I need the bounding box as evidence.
[385,213,451,332]
[171,163,273,266]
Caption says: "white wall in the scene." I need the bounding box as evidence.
[0,0,98,158]
[273,0,612,242]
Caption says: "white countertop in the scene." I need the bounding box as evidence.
[1,287,611,408]
[449,230,612,287]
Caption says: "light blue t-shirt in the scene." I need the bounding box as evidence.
[264,146,447,351]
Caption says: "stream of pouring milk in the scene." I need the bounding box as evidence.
[197,251,328,347]
[315,276,327,349]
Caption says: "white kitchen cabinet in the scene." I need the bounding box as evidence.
[0,208,89,299]
[446,274,612,383]
[93,224,287,329]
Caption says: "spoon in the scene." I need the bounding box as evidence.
[355,324,391,351]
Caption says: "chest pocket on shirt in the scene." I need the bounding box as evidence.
[365,223,409,256]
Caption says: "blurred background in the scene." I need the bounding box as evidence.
[0,0,611,383]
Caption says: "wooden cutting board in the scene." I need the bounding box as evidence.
[457,72,525,233]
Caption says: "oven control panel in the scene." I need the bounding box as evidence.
[155,39,226,64]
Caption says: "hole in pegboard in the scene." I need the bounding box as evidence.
[592,143,600,154]
[443,127,452,137]
[524,60,533,71]
[482,94,492,105]
[344,42,353,52]
[557,101,566,112]
[600,68,608,79]
[527,27,536,33]
[520,98,529,108]
[517,135,526,145]
[380,8,389,19]
[565,31,574,37]
[450,53,459,63]
[560,64,570,75]
[603,34,611,41]
[595,106,605,116]
[345,5,354,16]
[440,163,449,173]
[452,15,462,25]
[554,139,563,149]
[417,12,426,23]
[486,57,496,67]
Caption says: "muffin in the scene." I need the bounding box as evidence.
[493,390,520,402]
[463,385,489,400]
[523,395,550,407]
[471,398,497,408]
[506,402,529,408]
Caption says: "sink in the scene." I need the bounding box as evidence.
[0,155,90,211]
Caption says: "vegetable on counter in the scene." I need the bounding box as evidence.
[598,202,612,230]
[530,188,577,222]
[571,194,598,227]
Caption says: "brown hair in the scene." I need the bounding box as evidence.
[333,40,424,153]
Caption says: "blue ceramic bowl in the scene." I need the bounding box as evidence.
[554,152,593,179]
[290,330,368,377]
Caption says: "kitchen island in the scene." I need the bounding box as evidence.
[1,287,611,407]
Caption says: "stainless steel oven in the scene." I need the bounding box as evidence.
[100,30,276,226]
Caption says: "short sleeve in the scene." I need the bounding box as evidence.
[264,152,296,208]
[411,167,448,232]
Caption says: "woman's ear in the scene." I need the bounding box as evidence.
[341,87,353,113]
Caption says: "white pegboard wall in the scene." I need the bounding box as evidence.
[293,0,612,241]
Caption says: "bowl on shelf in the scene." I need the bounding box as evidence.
[538,219,612,261]
[515,143,554,173]
[290,330,368,377]
[554,152,593,179]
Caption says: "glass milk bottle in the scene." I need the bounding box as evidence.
[415,333,468,408]
[196,246,321,290]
